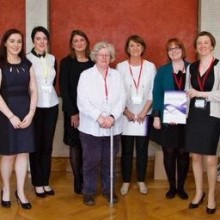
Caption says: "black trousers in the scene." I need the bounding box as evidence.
[29,105,58,186]
[121,135,149,182]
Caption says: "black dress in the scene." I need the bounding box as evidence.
[0,59,35,155]
[185,59,220,155]
[59,56,94,146]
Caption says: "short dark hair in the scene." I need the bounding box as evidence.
[0,29,25,65]
[124,35,146,57]
[194,31,216,49]
[69,30,90,58]
[166,38,186,60]
[31,26,50,42]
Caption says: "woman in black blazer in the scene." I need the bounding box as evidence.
[59,30,94,194]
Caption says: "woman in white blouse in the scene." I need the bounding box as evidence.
[27,26,59,198]
[77,41,126,206]
[116,35,156,195]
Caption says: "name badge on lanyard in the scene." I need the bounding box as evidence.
[132,93,143,104]
[129,59,143,105]
[194,98,207,109]
[195,57,215,109]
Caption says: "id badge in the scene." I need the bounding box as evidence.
[194,98,207,109]
[132,94,143,104]
[102,101,111,116]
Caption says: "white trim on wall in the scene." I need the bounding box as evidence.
[199,0,220,59]
[25,0,49,53]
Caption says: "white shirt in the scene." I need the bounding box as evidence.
[77,65,126,137]
[27,52,59,108]
[116,60,156,136]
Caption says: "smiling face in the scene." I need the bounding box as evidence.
[71,34,87,53]
[167,42,183,61]
[128,40,143,58]
[196,35,214,57]
[33,31,48,54]
[5,33,22,57]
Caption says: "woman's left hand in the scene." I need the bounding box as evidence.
[136,110,146,123]
[186,88,200,98]
[19,113,34,129]
[100,116,114,128]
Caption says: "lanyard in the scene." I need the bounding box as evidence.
[173,67,185,90]
[104,68,109,100]
[129,59,143,92]
[197,58,215,91]
[39,57,49,79]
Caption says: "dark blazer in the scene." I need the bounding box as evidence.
[59,56,94,116]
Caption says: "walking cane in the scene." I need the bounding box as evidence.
[110,126,114,207]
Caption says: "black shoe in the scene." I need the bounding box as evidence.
[1,190,11,208]
[15,191,32,210]
[103,192,119,204]
[177,189,189,200]
[34,188,46,198]
[43,187,55,196]
[166,188,176,199]
[83,194,95,206]
[188,192,205,209]
[44,189,55,196]
[206,207,216,214]
[74,190,82,195]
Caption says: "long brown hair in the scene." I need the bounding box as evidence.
[0,29,25,66]
[69,30,90,58]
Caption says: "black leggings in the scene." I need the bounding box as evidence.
[162,146,189,190]
[69,145,83,194]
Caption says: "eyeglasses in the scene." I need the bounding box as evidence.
[97,54,110,58]
[167,47,181,52]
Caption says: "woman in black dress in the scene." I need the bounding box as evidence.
[186,31,220,214]
[0,29,37,209]
[59,30,93,194]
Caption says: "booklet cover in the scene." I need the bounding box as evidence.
[163,91,187,124]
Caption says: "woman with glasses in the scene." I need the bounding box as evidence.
[77,41,125,206]
[116,35,156,195]
[152,38,190,200]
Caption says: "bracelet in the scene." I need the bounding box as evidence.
[9,114,14,120]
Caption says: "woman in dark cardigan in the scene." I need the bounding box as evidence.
[59,30,94,194]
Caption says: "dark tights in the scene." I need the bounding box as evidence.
[162,147,189,191]
[70,146,83,194]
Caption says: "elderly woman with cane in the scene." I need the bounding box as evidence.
[77,41,126,206]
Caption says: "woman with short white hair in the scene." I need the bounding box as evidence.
[77,41,126,206]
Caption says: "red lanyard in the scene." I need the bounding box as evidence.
[104,68,109,99]
[173,67,185,90]
[129,60,143,92]
[197,58,215,91]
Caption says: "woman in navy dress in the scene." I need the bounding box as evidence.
[0,29,37,209]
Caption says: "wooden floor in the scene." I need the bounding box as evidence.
[1,170,220,220]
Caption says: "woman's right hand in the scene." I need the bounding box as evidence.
[153,117,161,129]
[9,115,22,129]
[123,108,136,122]
[71,114,80,128]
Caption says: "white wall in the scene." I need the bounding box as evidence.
[199,0,220,59]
